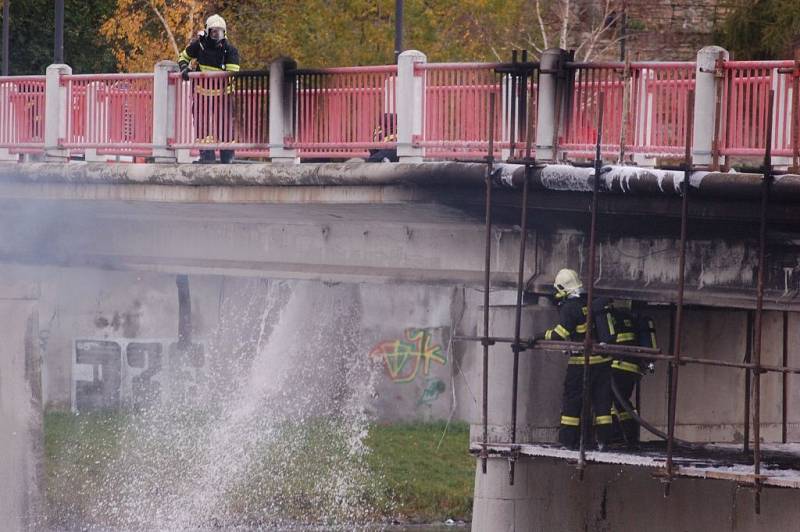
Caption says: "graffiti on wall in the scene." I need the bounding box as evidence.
[369,328,446,383]
[418,377,447,406]
[72,338,204,412]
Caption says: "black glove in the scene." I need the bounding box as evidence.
[532,332,546,342]
[181,67,191,81]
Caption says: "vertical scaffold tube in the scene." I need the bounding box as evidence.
[481,94,497,474]
[752,90,774,514]
[509,87,536,485]
[665,90,695,495]
[578,93,605,476]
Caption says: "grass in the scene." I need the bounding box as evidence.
[43,411,474,526]
[364,422,474,523]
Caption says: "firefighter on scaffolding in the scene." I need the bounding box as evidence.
[603,300,658,449]
[533,268,615,450]
[178,14,240,164]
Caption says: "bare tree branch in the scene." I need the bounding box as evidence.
[535,0,549,50]
[147,0,179,58]
[577,0,624,61]
[559,0,571,50]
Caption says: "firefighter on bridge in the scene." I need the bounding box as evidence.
[178,14,240,164]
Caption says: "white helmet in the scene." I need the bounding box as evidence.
[205,14,227,41]
[554,268,582,299]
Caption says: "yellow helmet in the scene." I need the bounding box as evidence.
[553,268,582,299]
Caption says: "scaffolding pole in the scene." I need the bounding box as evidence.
[508,79,536,485]
[664,91,695,495]
[752,90,775,514]
[480,94,497,475]
[578,93,605,476]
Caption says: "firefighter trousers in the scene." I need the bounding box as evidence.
[558,359,614,448]
[612,368,641,444]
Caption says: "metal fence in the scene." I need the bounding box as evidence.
[0,76,46,153]
[0,58,798,164]
[172,70,270,156]
[64,73,155,157]
[290,65,398,158]
[720,60,797,160]
[560,62,696,160]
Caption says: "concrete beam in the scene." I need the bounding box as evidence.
[1,162,795,201]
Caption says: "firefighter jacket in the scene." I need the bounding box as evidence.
[541,295,613,366]
[609,309,657,375]
[178,34,240,73]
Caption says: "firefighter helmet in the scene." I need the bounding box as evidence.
[205,14,227,41]
[554,268,582,299]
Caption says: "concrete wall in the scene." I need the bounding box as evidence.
[459,302,800,445]
[466,300,800,531]
[0,269,41,531]
[30,266,463,422]
[473,457,800,532]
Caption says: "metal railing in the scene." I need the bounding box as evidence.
[560,62,696,160]
[290,65,397,158]
[64,73,155,157]
[415,62,538,160]
[172,70,270,156]
[416,62,503,159]
[0,76,46,153]
[0,56,797,164]
[720,61,797,160]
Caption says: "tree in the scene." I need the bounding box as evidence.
[219,0,623,68]
[521,0,623,61]
[100,0,208,72]
[98,0,627,71]
[0,0,117,74]
[717,0,800,60]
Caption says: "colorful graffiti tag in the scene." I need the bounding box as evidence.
[369,328,446,383]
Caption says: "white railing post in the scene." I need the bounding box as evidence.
[693,46,728,167]
[535,48,567,162]
[269,57,299,163]
[632,68,655,167]
[0,82,18,161]
[501,75,511,160]
[397,50,426,162]
[152,60,179,163]
[44,64,71,161]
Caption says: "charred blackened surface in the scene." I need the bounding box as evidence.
[528,230,800,310]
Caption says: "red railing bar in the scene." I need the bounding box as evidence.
[62,73,154,81]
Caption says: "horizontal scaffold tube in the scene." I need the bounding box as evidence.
[0,162,798,200]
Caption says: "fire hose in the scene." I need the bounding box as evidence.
[610,376,698,448]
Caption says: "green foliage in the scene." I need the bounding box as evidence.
[0,0,117,74]
[717,0,800,60]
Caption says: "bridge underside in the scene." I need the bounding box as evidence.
[0,162,796,310]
